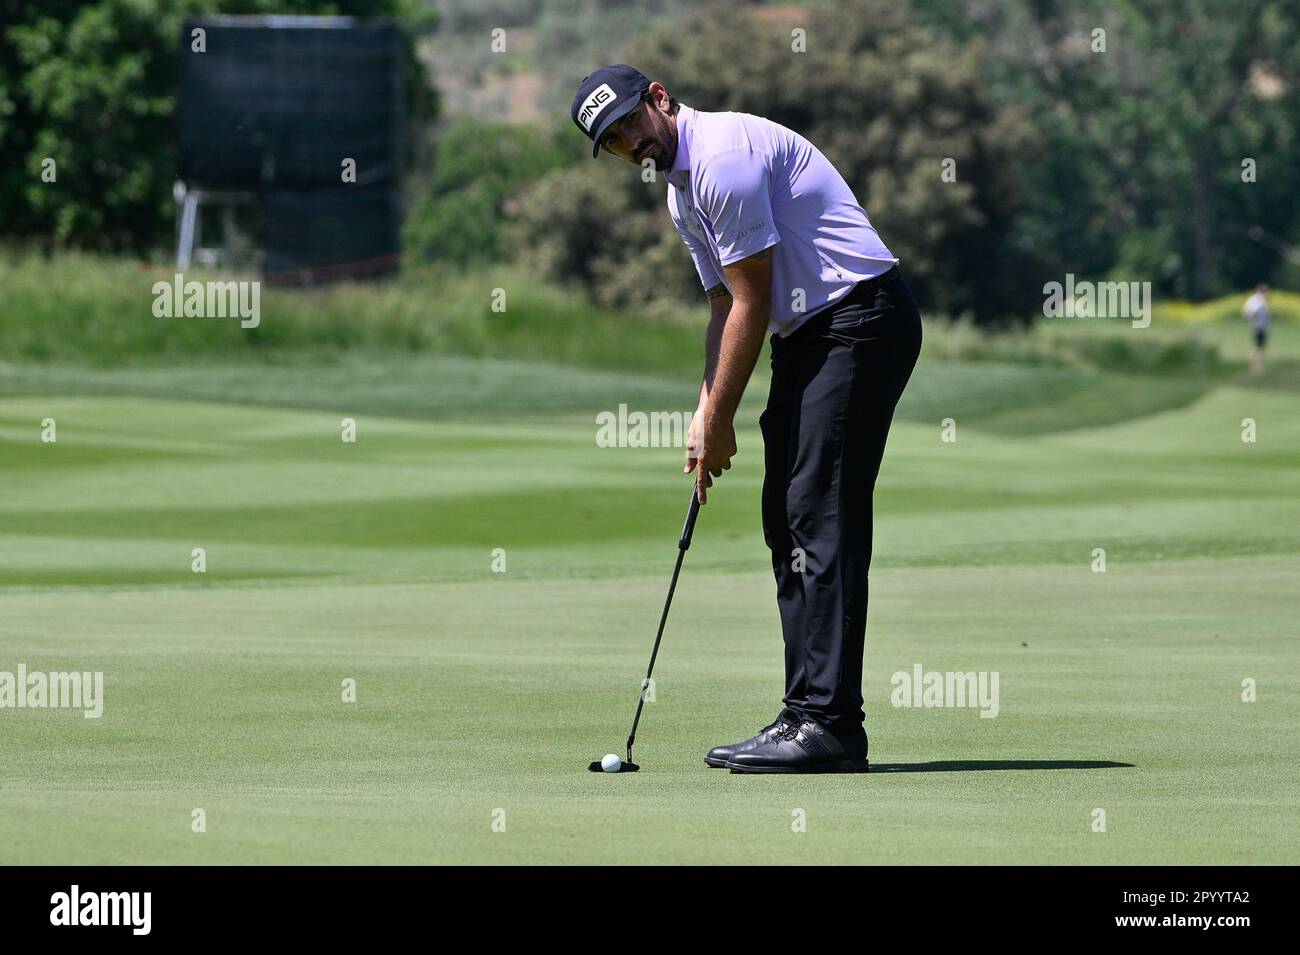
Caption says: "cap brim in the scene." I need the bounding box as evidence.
[589,95,642,158]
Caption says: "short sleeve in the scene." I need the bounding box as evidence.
[695,149,781,266]
[668,186,723,291]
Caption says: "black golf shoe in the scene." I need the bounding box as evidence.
[726,718,869,773]
[704,708,802,768]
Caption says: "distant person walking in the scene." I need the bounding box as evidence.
[1243,284,1271,375]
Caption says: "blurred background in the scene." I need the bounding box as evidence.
[2,0,1297,390]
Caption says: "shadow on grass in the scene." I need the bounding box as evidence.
[869,760,1132,773]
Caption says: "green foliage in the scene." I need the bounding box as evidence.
[4,0,1297,315]
[7,250,1292,388]
[914,0,1300,300]
[1069,336,1226,376]
[404,118,572,266]
[0,249,704,375]
[512,0,1038,323]
[507,159,701,311]
[1109,228,1185,289]
[0,0,435,252]
[929,318,1227,378]
[1155,290,1300,325]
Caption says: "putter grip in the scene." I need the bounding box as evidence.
[679,487,701,550]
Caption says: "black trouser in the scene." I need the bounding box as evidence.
[759,266,922,735]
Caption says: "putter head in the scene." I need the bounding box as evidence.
[587,760,641,773]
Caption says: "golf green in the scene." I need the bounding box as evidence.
[0,377,1296,864]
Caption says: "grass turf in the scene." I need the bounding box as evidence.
[0,363,1296,864]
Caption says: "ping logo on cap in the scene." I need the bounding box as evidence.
[577,83,617,132]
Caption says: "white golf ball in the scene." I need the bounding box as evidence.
[601,753,622,773]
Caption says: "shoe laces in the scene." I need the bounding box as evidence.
[774,722,803,742]
[760,716,793,736]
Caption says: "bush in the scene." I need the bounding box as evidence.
[1154,291,1300,325]
[508,161,701,310]
[1071,336,1225,376]
[404,118,572,267]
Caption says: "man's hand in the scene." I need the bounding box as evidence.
[685,404,705,477]
[689,411,737,504]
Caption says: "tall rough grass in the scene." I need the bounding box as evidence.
[0,249,703,374]
[2,249,1289,377]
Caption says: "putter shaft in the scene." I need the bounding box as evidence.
[624,488,701,761]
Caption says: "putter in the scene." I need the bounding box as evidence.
[589,486,702,773]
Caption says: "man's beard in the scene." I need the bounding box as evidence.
[656,127,679,172]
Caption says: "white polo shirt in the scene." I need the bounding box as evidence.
[665,104,897,336]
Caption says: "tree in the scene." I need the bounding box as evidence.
[517,0,1038,323]
[509,158,701,310]
[914,0,1300,299]
[405,117,572,267]
[0,0,436,252]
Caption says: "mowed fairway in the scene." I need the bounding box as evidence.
[0,361,1297,864]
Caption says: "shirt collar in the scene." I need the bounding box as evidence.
[667,104,694,190]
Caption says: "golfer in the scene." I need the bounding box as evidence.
[572,66,921,773]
